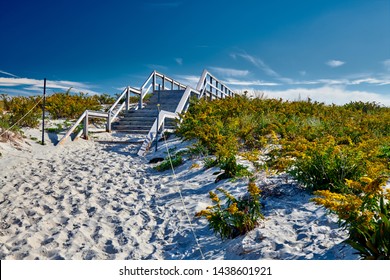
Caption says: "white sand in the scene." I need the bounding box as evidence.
[0,129,359,260]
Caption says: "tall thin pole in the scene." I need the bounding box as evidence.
[41,78,46,145]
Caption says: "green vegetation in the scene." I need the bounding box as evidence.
[154,154,184,171]
[179,95,390,256]
[196,181,263,239]
[45,90,101,119]
[97,93,116,105]
[1,94,41,128]
[313,176,390,259]
[0,90,106,131]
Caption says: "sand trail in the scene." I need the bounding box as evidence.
[0,133,359,260]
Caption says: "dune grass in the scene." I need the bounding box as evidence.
[178,95,390,257]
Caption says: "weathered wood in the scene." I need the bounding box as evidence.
[138,110,178,156]
[83,110,89,140]
[58,111,86,145]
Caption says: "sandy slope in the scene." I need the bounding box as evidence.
[0,131,358,260]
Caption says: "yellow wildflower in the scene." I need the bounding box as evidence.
[227,203,238,214]
[195,209,211,218]
[209,191,220,203]
[248,181,261,196]
[360,177,373,184]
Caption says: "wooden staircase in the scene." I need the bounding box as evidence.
[111,90,185,134]
[58,70,236,156]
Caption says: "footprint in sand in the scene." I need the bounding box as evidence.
[103,240,119,254]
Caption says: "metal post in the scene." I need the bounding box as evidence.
[41,78,46,145]
[155,85,161,152]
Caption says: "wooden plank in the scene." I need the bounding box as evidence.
[57,111,86,145]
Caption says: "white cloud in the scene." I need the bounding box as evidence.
[175,58,183,65]
[232,52,280,77]
[282,76,390,87]
[224,78,278,87]
[0,77,100,96]
[383,59,390,71]
[326,60,345,68]
[175,75,200,88]
[209,67,249,77]
[0,70,18,78]
[349,77,390,86]
[263,86,390,106]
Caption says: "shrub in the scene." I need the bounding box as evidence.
[288,143,366,193]
[216,156,252,182]
[313,176,390,259]
[1,94,41,128]
[154,154,183,171]
[203,156,218,169]
[46,91,101,119]
[195,181,263,239]
[97,93,116,105]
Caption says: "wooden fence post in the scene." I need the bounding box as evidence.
[84,110,89,140]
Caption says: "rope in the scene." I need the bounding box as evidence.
[157,106,206,260]
[0,96,43,139]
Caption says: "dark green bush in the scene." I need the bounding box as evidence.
[154,154,184,171]
[289,144,365,192]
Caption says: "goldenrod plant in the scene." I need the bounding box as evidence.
[46,91,101,119]
[0,90,104,128]
[180,95,390,251]
[195,180,263,239]
[177,96,390,181]
[313,176,390,259]
[1,94,41,127]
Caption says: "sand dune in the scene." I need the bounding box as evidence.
[0,131,358,260]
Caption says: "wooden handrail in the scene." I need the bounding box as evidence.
[58,69,236,147]
[138,110,178,156]
[57,111,87,145]
[196,69,235,99]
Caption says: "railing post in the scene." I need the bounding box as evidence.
[153,72,156,92]
[126,87,129,111]
[84,110,89,140]
[162,76,165,90]
[216,81,219,99]
[139,88,143,109]
[107,111,111,132]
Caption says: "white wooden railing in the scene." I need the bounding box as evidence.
[196,69,235,99]
[58,69,236,148]
[139,70,187,108]
[58,71,189,145]
[137,86,201,156]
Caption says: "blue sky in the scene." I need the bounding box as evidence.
[1,0,390,105]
